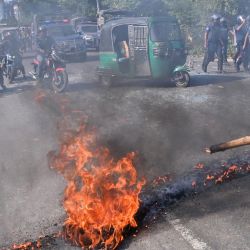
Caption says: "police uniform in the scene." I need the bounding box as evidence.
[202,23,223,72]
[220,24,229,63]
[234,23,247,71]
[245,27,250,71]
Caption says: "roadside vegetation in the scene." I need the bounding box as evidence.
[19,0,250,53]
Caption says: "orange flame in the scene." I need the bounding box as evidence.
[49,125,145,249]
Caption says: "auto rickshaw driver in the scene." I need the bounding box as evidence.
[118,40,129,61]
[113,26,130,72]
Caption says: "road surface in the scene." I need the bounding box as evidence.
[0,52,250,249]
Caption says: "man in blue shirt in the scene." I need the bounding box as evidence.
[243,16,250,72]
[220,18,229,64]
[202,15,223,73]
[233,15,248,72]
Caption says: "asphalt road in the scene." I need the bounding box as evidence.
[0,52,250,250]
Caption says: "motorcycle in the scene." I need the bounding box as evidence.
[3,52,25,84]
[30,49,69,93]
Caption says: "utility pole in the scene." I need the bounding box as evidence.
[96,0,104,29]
[96,0,100,14]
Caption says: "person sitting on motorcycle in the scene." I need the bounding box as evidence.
[35,26,55,80]
[3,31,26,82]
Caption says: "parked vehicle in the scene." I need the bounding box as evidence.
[97,16,190,87]
[3,52,25,84]
[45,23,87,61]
[31,49,68,93]
[32,13,87,61]
[76,22,100,51]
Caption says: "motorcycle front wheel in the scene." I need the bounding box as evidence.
[51,70,68,93]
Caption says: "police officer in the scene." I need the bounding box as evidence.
[243,16,250,71]
[233,15,248,72]
[202,15,223,73]
[220,17,229,64]
[36,26,55,80]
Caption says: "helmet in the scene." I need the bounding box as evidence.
[211,14,221,23]
[220,17,227,23]
[237,15,244,24]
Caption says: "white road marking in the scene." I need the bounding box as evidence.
[165,212,212,250]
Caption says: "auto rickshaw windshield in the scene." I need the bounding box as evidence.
[150,21,181,42]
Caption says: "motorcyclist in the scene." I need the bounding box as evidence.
[3,31,26,81]
[220,17,229,64]
[35,26,55,80]
[233,15,248,72]
[202,14,223,73]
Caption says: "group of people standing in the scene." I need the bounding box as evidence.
[202,14,250,73]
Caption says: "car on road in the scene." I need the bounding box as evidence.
[45,23,87,61]
[76,23,100,51]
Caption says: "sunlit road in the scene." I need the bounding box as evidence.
[0,52,250,249]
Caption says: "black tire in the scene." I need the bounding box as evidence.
[99,76,113,87]
[173,71,190,88]
[52,70,68,93]
[7,68,16,84]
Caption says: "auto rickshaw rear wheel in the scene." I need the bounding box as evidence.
[173,71,190,88]
[99,76,113,87]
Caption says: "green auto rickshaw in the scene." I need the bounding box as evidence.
[97,16,190,87]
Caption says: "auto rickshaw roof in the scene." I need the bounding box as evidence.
[102,16,177,30]
[99,16,178,52]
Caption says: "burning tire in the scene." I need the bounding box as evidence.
[173,71,190,88]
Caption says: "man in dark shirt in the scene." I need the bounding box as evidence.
[234,15,248,72]
[220,18,229,64]
[202,14,223,73]
[35,26,55,79]
[243,20,250,72]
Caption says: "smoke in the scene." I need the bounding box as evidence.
[0,91,65,248]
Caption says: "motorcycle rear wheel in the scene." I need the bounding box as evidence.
[52,70,68,93]
[6,68,16,84]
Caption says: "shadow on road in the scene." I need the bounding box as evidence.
[191,74,247,87]
[66,81,99,93]
[67,73,248,93]
[0,84,35,96]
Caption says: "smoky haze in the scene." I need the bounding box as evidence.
[0,0,250,249]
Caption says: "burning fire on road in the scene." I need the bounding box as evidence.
[48,124,145,249]
[7,91,250,250]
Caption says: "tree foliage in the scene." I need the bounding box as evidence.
[19,0,250,48]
